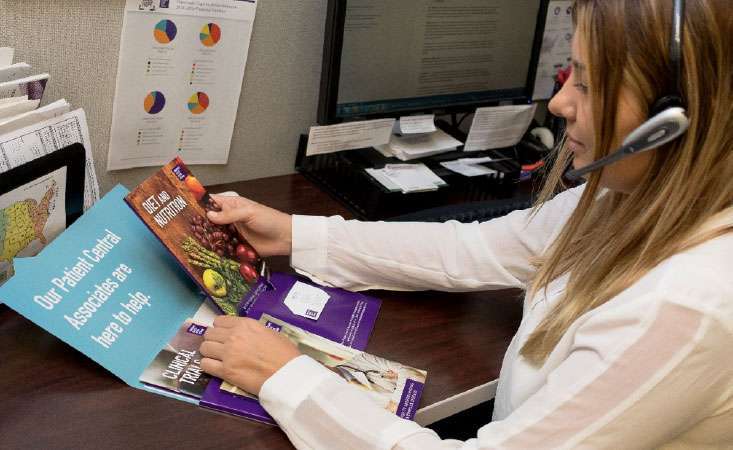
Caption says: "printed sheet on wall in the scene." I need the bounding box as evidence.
[107,0,258,170]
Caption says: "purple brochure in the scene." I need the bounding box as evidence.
[239,272,381,349]
[199,272,382,423]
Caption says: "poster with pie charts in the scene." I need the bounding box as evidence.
[108,0,258,170]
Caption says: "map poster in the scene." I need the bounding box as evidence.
[0,167,66,285]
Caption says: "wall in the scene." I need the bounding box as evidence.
[0,0,327,193]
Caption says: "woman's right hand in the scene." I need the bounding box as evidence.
[207,194,293,257]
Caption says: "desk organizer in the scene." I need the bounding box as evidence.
[295,134,522,220]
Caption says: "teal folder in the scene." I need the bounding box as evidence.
[1,185,204,398]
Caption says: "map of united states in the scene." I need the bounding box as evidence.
[0,182,56,269]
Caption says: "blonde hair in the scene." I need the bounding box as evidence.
[521,0,733,365]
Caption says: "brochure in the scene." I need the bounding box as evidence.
[124,157,268,315]
[139,319,211,400]
[0,157,387,425]
[199,314,426,423]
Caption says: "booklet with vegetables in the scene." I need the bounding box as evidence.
[0,157,392,425]
[124,157,269,317]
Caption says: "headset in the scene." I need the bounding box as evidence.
[565,0,690,180]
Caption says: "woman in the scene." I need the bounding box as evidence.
[199,0,733,448]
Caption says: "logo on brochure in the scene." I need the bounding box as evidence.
[171,164,187,181]
[264,321,282,332]
[187,323,207,336]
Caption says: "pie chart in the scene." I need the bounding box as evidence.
[187,92,210,114]
[199,23,221,47]
[154,19,177,44]
[144,91,166,114]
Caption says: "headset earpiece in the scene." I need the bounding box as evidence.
[650,94,685,117]
[565,107,689,180]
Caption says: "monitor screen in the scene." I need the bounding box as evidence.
[319,0,547,123]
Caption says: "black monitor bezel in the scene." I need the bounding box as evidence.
[317,0,551,125]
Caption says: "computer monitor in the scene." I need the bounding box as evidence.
[318,0,550,124]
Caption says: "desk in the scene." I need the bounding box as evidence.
[0,174,522,449]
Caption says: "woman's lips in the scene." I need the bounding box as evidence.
[566,135,585,153]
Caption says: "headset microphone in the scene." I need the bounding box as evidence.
[565,107,689,180]
[565,0,688,181]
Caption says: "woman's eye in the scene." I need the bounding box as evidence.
[573,83,589,94]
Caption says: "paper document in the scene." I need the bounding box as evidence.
[108,0,259,169]
[364,168,402,192]
[0,48,13,67]
[0,109,100,210]
[380,163,446,193]
[0,63,32,83]
[441,160,500,178]
[376,128,462,161]
[0,96,27,107]
[306,119,395,156]
[464,104,537,152]
[456,156,510,165]
[0,99,71,135]
[0,98,40,120]
[0,73,49,101]
[533,1,573,101]
[397,115,436,135]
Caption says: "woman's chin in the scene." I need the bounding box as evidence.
[570,149,592,170]
[571,158,591,170]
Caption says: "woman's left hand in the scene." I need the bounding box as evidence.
[200,315,301,395]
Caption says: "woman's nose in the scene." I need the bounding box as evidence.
[548,81,577,123]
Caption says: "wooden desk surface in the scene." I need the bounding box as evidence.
[0,174,522,449]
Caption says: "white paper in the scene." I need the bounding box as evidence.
[0,108,100,210]
[383,163,446,193]
[376,127,462,161]
[107,0,259,169]
[533,1,573,101]
[130,0,255,21]
[456,156,510,164]
[0,167,67,286]
[464,104,538,152]
[0,99,40,120]
[0,48,13,67]
[441,160,498,177]
[283,281,330,321]
[306,119,395,156]
[372,144,395,158]
[0,73,50,101]
[364,168,401,192]
[397,114,436,135]
[0,95,27,107]
[0,63,33,84]
[0,99,71,136]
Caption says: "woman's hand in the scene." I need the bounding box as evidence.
[207,194,293,257]
[200,315,301,396]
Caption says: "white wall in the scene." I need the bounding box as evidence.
[0,0,327,193]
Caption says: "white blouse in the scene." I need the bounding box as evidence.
[258,186,733,449]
